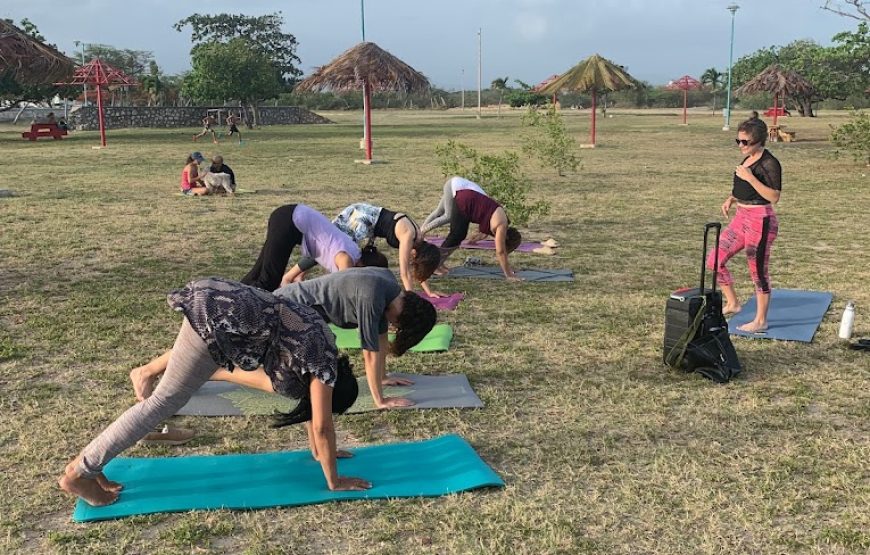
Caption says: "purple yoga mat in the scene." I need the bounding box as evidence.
[426,237,542,253]
[421,292,464,311]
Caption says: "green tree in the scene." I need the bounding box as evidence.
[491,76,509,117]
[701,68,724,113]
[174,12,301,83]
[521,104,580,176]
[831,110,870,165]
[182,38,283,124]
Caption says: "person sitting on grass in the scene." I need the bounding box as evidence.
[208,155,236,191]
[60,277,370,507]
[421,176,523,281]
[193,114,218,144]
[332,202,442,296]
[179,152,209,196]
[241,204,389,292]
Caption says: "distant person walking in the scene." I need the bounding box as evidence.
[193,114,218,144]
[226,113,242,144]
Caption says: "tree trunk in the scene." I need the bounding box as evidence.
[796,97,815,117]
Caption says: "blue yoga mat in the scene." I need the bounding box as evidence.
[728,289,833,342]
[72,434,503,522]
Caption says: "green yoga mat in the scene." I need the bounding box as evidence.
[72,434,503,522]
[328,323,453,352]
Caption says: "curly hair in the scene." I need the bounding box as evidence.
[738,118,768,147]
[359,245,389,268]
[390,292,437,356]
[271,354,358,427]
[506,227,522,253]
[411,241,441,282]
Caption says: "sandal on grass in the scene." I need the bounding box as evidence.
[139,425,195,447]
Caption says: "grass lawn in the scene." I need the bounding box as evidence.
[0,108,868,554]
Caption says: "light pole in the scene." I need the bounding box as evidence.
[723,4,739,131]
[74,40,87,107]
[477,28,482,119]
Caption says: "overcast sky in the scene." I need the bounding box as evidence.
[2,0,860,89]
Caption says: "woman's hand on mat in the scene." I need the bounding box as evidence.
[329,476,371,491]
[721,196,734,218]
[505,274,524,282]
[336,449,353,459]
[425,289,446,298]
[377,396,414,409]
[383,376,414,386]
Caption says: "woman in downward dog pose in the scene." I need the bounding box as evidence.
[241,203,376,292]
[707,118,782,333]
[60,278,369,507]
[333,202,441,295]
[421,176,523,281]
[275,267,436,409]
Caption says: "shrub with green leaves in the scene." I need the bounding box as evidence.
[521,104,581,176]
[435,140,550,227]
[831,110,870,166]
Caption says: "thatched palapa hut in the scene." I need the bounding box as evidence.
[0,19,74,85]
[736,64,815,125]
[295,41,429,162]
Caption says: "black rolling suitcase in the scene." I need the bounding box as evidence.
[663,222,741,383]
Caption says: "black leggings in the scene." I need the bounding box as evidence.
[241,204,303,291]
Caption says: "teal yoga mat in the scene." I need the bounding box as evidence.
[72,434,503,522]
[329,323,453,352]
[728,289,833,342]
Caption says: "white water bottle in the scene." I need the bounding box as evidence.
[838,301,855,341]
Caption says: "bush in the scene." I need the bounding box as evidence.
[521,104,580,176]
[435,140,550,227]
[506,90,548,108]
[831,110,870,166]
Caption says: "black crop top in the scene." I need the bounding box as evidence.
[731,149,782,205]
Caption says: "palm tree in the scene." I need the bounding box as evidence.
[701,68,723,114]
[491,76,508,117]
[539,53,636,146]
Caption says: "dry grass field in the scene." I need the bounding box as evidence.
[0,107,868,554]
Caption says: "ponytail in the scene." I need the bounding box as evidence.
[271,354,358,428]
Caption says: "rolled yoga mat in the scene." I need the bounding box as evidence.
[421,292,465,311]
[175,373,484,416]
[728,289,833,342]
[329,323,453,352]
[438,265,574,282]
[72,434,504,522]
[427,236,543,253]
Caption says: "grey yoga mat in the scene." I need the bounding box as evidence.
[175,373,484,416]
[728,289,833,343]
[439,265,574,282]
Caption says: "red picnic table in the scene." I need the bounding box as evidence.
[21,123,68,141]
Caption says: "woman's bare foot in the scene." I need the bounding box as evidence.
[738,320,768,333]
[59,473,119,506]
[723,304,742,316]
[130,366,157,401]
[96,472,123,493]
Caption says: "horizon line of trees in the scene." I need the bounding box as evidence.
[2,3,869,116]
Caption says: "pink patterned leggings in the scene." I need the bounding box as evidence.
[706,205,778,294]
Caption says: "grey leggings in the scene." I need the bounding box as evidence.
[420,179,457,235]
[78,318,218,478]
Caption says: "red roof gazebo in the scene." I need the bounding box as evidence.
[665,75,703,125]
[57,58,138,147]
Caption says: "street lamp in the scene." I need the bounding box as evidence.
[74,40,87,107]
[723,4,739,131]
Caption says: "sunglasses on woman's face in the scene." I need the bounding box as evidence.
[735,138,755,146]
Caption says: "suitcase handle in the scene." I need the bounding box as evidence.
[700,222,722,294]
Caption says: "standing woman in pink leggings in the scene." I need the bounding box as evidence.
[707,118,782,333]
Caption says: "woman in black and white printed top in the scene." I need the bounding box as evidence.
[59,278,369,508]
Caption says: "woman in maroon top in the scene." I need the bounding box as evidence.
[422,178,522,281]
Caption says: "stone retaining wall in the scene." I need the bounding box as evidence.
[71,106,331,130]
